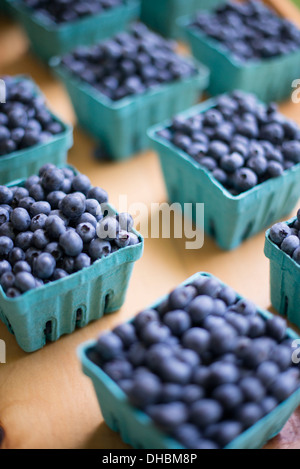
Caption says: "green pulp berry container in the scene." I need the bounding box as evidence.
[0,171,144,353]
[50,57,209,161]
[8,0,140,63]
[78,272,300,450]
[140,0,224,38]
[0,76,73,185]
[180,15,300,102]
[265,217,300,329]
[148,98,300,251]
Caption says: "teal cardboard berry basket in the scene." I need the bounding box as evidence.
[148,98,300,251]
[0,170,144,353]
[78,272,300,450]
[0,76,73,185]
[50,56,209,161]
[140,0,224,38]
[265,217,300,329]
[8,0,140,63]
[179,14,300,102]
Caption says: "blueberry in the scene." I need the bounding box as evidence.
[87,186,108,204]
[1,272,15,292]
[267,161,284,178]
[60,193,86,220]
[88,238,111,260]
[76,212,98,228]
[173,424,202,449]
[226,312,249,336]
[0,260,12,276]
[103,359,133,383]
[210,324,237,355]
[30,213,48,232]
[140,321,171,346]
[261,396,278,416]
[6,288,21,298]
[14,272,36,293]
[85,199,102,219]
[174,348,200,368]
[127,373,161,408]
[128,232,140,246]
[33,253,56,279]
[239,377,266,402]
[133,309,160,331]
[0,236,14,257]
[95,332,123,362]
[47,191,67,210]
[113,323,137,349]
[218,286,237,306]
[157,357,192,385]
[114,231,130,249]
[272,345,293,371]
[191,399,223,428]
[270,222,291,246]
[52,268,69,281]
[182,327,210,354]
[233,168,258,193]
[32,229,50,250]
[246,155,267,176]
[234,298,257,316]
[256,361,280,388]
[11,207,31,232]
[188,295,215,324]
[29,184,45,202]
[293,247,300,265]
[182,384,205,404]
[168,285,197,310]
[163,310,191,336]
[194,440,220,450]
[0,207,9,225]
[59,230,83,257]
[13,261,31,274]
[281,235,300,257]
[45,215,66,239]
[235,403,263,429]
[282,141,300,163]
[265,316,287,342]
[30,201,51,218]
[247,315,266,338]
[221,152,244,172]
[148,402,189,431]
[74,253,91,271]
[71,174,91,194]
[76,222,96,244]
[207,362,240,387]
[196,277,222,298]
[212,384,244,411]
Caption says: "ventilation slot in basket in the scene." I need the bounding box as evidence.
[209,219,216,239]
[44,320,53,341]
[76,307,85,328]
[283,296,289,317]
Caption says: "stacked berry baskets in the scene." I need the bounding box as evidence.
[0,75,73,184]
[0,164,143,352]
[148,90,300,251]
[8,0,141,62]
[265,211,300,330]
[78,272,300,450]
[50,22,209,161]
[140,0,224,38]
[180,0,300,102]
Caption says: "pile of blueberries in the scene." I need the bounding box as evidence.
[157,90,300,195]
[0,163,139,298]
[0,77,65,157]
[89,274,300,449]
[21,0,124,25]
[270,210,300,264]
[190,0,300,62]
[61,23,198,102]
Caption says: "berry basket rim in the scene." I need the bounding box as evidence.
[8,0,141,33]
[77,271,300,450]
[49,54,210,112]
[177,12,300,70]
[147,96,300,202]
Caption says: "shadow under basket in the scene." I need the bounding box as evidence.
[50,57,209,161]
[148,98,300,251]
[265,218,300,329]
[0,173,144,353]
[8,0,140,63]
[140,0,224,38]
[180,16,300,103]
[78,272,300,450]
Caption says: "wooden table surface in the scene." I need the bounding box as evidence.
[0,0,300,450]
